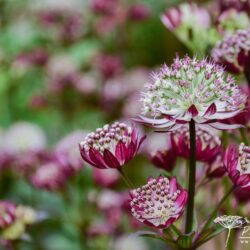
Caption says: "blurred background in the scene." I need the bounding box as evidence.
[0,0,249,249]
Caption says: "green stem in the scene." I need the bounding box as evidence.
[239,128,249,146]
[117,168,135,189]
[201,186,235,232]
[185,119,196,234]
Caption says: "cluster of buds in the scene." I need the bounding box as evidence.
[0,201,37,240]
[224,143,250,189]
[171,125,221,162]
[130,176,188,228]
[212,29,250,73]
[79,122,145,169]
[138,56,246,131]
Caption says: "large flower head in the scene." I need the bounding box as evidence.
[138,56,246,131]
[79,122,145,169]
[130,176,188,229]
[171,125,221,162]
[212,29,250,73]
[224,143,250,189]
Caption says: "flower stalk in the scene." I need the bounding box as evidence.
[185,119,196,234]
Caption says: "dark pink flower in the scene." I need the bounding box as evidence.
[171,125,222,162]
[130,176,188,229]
[161,6,182,31]
[0,202,16,229]
[31,154,75,191]
[79,122,145,169]
[90,0,118,16]
[224,143,250,188]
[206,154,226,179]
[137,56,246,131]
[128,4,151,22]
[212,29,250,74]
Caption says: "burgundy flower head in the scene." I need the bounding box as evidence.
[171,125,222,162]
[130,176,188,229]
[137,56,246,131]
[79,122,145,169]
[212,29,250,74]
[224,143,250,188]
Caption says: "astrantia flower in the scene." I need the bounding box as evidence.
[171,125,221,162]
[130,176,188,229]
[224,143,250,188]
[79,122,145,169]
[212,29,250,73]
[138,56,246,131]
[0,202,16,229]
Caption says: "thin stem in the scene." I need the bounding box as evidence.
[244,69,250,90]
[201,186,236,233]
[239,128,249,146]
[117,168,135,189]
[225,229,231,248]
[185,119,196,234]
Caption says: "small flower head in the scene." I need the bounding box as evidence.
[224,143,250,188]
[79,122,145,169]
[212,29,250,73]
[214,215,248,229]
[171,125,221,162]
[130,176,188,229]
[138,56,246,131]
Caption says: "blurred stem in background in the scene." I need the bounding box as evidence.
[185,119,196,234]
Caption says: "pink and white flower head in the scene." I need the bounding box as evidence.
[161,3,210,32]
[79,122,145,169]
[224,143,250,189]
[212,29,250,74]
[130,176,188,229]
[137,56,246,131]
[0,202,16,229]
[171,125,222,162]
[31,155,74,191]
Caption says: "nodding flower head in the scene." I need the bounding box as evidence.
[212,29,250,74]
[79,122,145,169]
[130,176,188,229]
[137,56,246,131]
[171,125,221,162]
[224,143,250,188]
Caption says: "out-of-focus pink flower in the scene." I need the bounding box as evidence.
[15,48,48,68]
[29,94,48,110]
[95,54,122,79]
[161,3,210,31]
[130,176,188,229]
[93,168,120,187]
[212,29,250,74]
[224,143,250,188]
[137,56,246,131]
[87,221,113,237]
[79,122,145,169]
[205,154,226,179]
[128,4,151,22]
[90,0,118,16]
[74,74,98,95]
[234,187,250,203]
[171,125,222,162]
[55,130,87,172]
[219,0,250,13]
[31,155,75,191]
[0,202,16,229]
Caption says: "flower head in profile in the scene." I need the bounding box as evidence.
[212,29,250,73]
[137,56,246,131]
[224,143,250,189]
[130,176,188,229]
[79,122,145,169]
[171,125,221,162]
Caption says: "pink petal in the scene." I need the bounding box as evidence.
[175,189,188,208]
[89,148,107,168]
[188,105,199,117]
[115,142,126,163]
[169,177,178,195]
[103,149,120,168]
[204,103,217,116]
